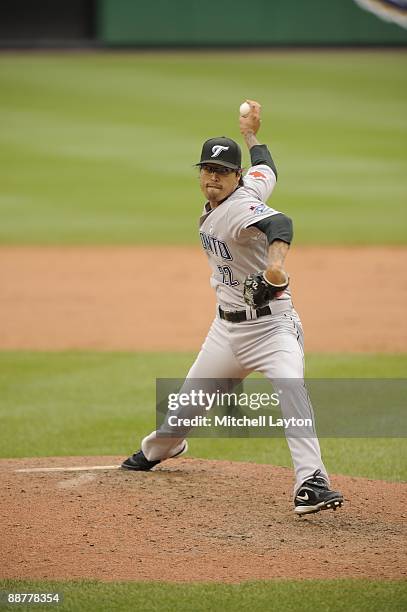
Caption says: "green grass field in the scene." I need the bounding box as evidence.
[1,352,406,478]
[0,579,406,612]
[0,51,406,245]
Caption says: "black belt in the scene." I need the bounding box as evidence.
[218,305,271,323]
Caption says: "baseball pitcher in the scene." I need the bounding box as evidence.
[122,100,343,515]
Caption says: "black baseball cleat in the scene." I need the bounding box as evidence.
[121,450,160,471]
[294,469,344,515]
[121,442,188,471]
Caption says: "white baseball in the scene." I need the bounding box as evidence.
[239,102,251,117]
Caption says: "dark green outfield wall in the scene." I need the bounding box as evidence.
[98,0,407,46]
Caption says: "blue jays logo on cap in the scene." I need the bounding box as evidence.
[196,137,242,170]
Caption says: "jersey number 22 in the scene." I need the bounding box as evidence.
[217,265,239,286]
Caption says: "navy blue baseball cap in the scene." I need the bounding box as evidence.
[196,137,242,170]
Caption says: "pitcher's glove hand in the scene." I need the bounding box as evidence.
[243,271,289,309]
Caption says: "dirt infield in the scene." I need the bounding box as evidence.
[1,245,406,353]
[1,456,406,582]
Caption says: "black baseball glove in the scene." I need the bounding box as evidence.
[243,272,289,309]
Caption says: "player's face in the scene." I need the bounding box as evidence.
[199,164,241,205]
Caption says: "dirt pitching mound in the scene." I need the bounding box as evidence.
[1,456,406,582]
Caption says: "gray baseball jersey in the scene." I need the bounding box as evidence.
[199,164,292,310]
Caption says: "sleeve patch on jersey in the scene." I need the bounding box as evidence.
[248,170,267,179]
[249,203,270,215]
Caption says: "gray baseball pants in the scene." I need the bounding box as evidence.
[141,305,329,494]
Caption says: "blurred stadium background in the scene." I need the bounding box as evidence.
[1,0,407,47]
[0,1,406,610]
